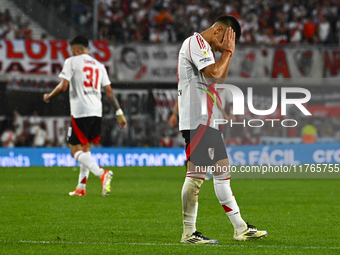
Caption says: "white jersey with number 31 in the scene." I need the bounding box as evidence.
[59,54,111,118]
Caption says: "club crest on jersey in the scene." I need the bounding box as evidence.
[202,50,208,56]
[208,148,214,160]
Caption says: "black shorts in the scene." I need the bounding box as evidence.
[182,125,228,166]
[67,116,102,146]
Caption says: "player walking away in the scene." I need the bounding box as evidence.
[43,36,127,196]
[177,15,267,243]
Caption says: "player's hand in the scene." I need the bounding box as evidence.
[43,93,50,103]
[117,114,127,129]
[169,114,178,128]
[213,27,236,53]
[223,112,236,122]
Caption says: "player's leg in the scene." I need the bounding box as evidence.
[213,159,267,240]
[181,160,218,244]
[68,117,112,196]
[69,144,91,196]
[70,144,104,177]
[180,126,218,244]
[70,144,113,196]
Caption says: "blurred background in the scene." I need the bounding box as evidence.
[1,0,340,151]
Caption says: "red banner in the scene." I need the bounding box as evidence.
[0,40,114,77]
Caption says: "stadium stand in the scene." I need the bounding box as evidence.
[49,0,340,44]
[0,0,52,39]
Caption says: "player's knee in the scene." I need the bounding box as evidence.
[213,171,231,180]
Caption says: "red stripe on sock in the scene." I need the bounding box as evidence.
[186,173,205,180]
[80,177,87,184]
[76,152,83,161]
[222,205,233,213]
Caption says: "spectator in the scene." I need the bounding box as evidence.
[288,15,303,44]
[1,125,16,148]
[0,20,9,39]
[33,123,49,147]
[3,9,13,23]
[12,110,27,146]
[22,22,32,40]
[28,110,42,146]
[318,15,331,43]
[149,26,165,43]
[303,16,317,44]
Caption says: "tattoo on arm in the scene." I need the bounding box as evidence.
[108,95,121,111]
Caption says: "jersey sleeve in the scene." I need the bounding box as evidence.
[58,58,74,81]
[189,34,215,71]
[101,65,111,87]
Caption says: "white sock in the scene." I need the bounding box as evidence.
[213,173,247,232]
[76,154,90,190]
[74,151,103,177]
[181,174,205,238]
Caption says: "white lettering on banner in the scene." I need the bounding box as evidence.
[0,40,113,77]
[228,148,299,165]
[313,149,340,163]
[42,153,56,167]
[39,152,187,167]
[0,152,30,167]
[56,154,76,167]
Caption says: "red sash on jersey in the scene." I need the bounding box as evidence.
[185,83,219,161]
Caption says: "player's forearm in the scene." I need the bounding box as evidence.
[48,83,66,99]
[107,94,121,111]
[172,100,178,115]
[104,85,122,113]
[215,50,233,79]
[220,53,232,80]
[204,50,232,80]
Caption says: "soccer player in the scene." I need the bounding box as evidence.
[177,15,267,243]
[43,36,127,196]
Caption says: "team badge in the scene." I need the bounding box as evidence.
[208,148,214,160]
[202,50,208,56]
[294,50,312,76]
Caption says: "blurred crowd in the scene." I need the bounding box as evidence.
[0,110,51,148]
[0,9,33,39]
[3,0,340,45]
[93,0,340,44]
[1,109,339,148]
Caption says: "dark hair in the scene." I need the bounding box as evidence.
[69,35,89,47]
[215,15,241,41]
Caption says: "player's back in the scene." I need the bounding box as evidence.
[61,54,110,118]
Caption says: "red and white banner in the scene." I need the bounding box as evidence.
[1,41,339,85]
[323,49,340,78]
[114,44,339,84]
[113,44,179,82]
[0,40,114,77]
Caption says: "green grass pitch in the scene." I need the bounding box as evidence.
[0,166,340,254]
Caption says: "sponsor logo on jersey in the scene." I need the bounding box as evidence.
[199,57,213,63]
[83,90,99,96]
[208,148,214,160]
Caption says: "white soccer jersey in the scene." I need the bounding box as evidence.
[59,54,111,118]
[177,32,220,130]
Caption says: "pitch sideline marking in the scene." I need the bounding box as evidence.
[0,240,339,250]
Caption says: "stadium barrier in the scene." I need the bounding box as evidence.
[1,143,340,167]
